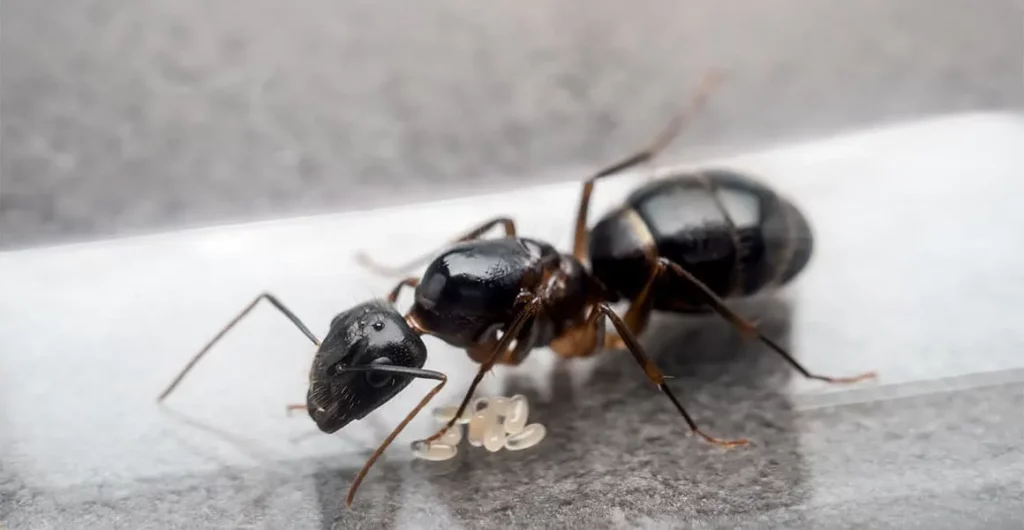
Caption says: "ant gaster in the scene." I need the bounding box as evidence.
[158,71,875,508]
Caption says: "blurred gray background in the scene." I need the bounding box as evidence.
[2,0,1021,249]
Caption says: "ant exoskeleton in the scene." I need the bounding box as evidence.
[157,72,875,508]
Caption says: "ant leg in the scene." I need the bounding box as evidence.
[387,277,420,304]
[572,70,726,261]
[420,298,544,444]
[338,364,448,507]
[356,217,518,278]
[550,296,742,447]
[549,303,606,357]
[603,250,661,350]
[285,403,306,416]
[594,303,749,447]
[656,258,877,384]
[157,293,321,402]
[603,303,652,351]
[466,333,529,365]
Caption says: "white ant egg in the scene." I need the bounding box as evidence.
[410,440,458,461]
[439,424,463,446]
[415,393,545,460]
[504,394,529,435]
[488,396,510,416]
[432,405,474,424]
[471,396,490,412]
[482,421,505,452]
[504,423,546,451]
[467,406,499,447]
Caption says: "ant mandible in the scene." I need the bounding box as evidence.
[158,71,875,508]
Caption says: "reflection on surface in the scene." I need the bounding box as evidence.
[319,297,808,527]
[158,398,387,462]
[159,406,286,465]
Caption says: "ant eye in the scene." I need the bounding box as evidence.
[366,357,392,388]
[372,321,385,332]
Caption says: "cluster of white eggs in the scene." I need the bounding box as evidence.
[411,394,547,461]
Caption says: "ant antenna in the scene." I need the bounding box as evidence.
[157,293,320,402]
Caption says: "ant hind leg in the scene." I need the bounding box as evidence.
[656,258,877,384]
[571,70,727,261]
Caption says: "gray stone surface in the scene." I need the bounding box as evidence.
[4,315,1023,529]
[2,114,1023,529]
[2,0,1022,248]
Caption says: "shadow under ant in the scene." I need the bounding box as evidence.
[157,402,385,461]
[321,296,812,527]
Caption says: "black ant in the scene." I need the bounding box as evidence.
[157,71,875,508]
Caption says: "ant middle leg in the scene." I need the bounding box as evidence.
[602,250,660,351]
[698,172,750,298]
[655,258,877,384]
[157,293,321,402]
[572,70,727,261]
[465,330,534,366]
[356,216,519,277]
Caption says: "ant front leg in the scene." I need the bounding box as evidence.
[356,217,519,278]
[420,298,544,444]
[572,71,727,261]
[655,258,877,384]
[157,293,321,402]
[387,277,420,305]
[602,251,661,351]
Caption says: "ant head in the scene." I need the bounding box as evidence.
[306,300,427,433]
